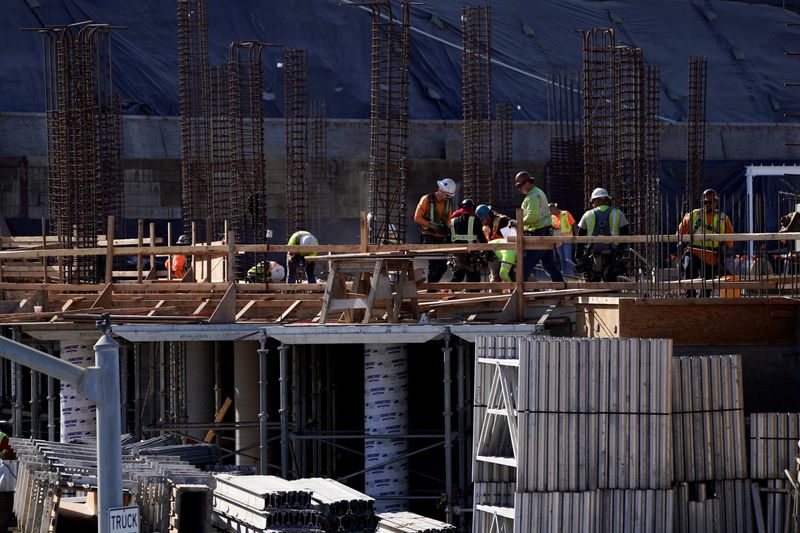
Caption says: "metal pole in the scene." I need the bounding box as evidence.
[258,334,269,475]
[30,370,39,438]
[133,344,141,440]
[279,343,290,478]
[120,344,128,433]
[442,328,453,524]
[456,343,467,527]
[12,327,23,437]
[47,376,55,441]
[214,341,221,448]
[94,331,122,533]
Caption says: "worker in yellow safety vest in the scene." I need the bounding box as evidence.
[677,188,733,297]
[517,171,564,282]
[575,188,630,282]
[287,231,318,283]
[549,202,577,277]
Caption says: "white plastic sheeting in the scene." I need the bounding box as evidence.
[59,343,96,442]
[364,344,409,513]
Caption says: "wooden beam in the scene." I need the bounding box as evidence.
[515,208,524,321]
[275,300,301,323]
[137,219,144,283]
[203,397,233,443]
[360,211,368,253]
[105,215,115,284]
[235,299,258,321]
[147,300,165,317]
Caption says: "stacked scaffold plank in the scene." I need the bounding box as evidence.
[749,413,800,533]
[288,477,378,532]
[376,511,456,532]
[10,438,213,533]
[671,355,751,533]
[212,474,323,532]
[472,336,675,533]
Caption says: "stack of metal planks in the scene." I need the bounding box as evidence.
[472,336,675,533]
[10,438,213,533]
[671,355,751,533]
[376,511,456,532]
[749,412,800,533]
[288,477,378,532]
[212,474,323,532]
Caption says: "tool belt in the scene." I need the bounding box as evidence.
[524,226,553,237]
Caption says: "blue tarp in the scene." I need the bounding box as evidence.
[2,0,798,121]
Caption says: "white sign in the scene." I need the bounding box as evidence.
[500,226,517,239]
[109,506,139,533]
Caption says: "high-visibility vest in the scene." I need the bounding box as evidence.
[421,194,452,236]
[690,209,728,249]
[553,211,573,234]
[584,206,623,236]
[451,216,478,243]
[487,214,509,240]
[522,187,551,231]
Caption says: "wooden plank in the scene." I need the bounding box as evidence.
[147,300,165,317]
[105,215,115,284]
[61,299,75,312]
[515,208,525,321]
[236,299,258,321]
[226,230,235,282]
[360,211,368,253]
[209,283,237,324]
[361,260,384,323]
[203,397,233,443]
[192,299,211,316]
[275,300,302,323]
[136,219,144,283]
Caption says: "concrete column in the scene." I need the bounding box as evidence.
[234,341,259,467]
[59,341,96,442]
[364,344,409,513]
[184,341,215,440]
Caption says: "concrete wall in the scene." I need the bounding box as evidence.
[1,112,798,226]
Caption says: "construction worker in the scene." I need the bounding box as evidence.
[476,204,511,241]
[414,178,456,283]
[287,230,318,283]
[550,203,577,277]
[165,234,189,279]
[677,188,733,297]
[449,198,487,283]
[246,260,286,284]
[575,188,630,282]
[516,171,564,282]
[488,238,516,283]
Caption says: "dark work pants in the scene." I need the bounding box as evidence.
[523,249,564,282]
[422,234,447,283]
[288,254,316,283]
[682,252,724,298]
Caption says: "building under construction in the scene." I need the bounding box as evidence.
[1,1,800,532]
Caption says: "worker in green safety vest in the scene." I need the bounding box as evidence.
[287,231,318,283]
[575,188,630,282]
[488,238,516,282]
[516,171,564,282]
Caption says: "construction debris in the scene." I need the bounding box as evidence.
[376,511,456,532]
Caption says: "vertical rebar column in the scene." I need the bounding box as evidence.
[310,100,329,235]
[547,73,584,215]
[177,0,212,231]
[643,66,662,296]
[494,102,513,209]
[40,24,120,284]
[686,56,708,208]
[344,1,410,244]
[582,28,616,203]
[208,64,233,241]
[613,45,645,233]
[462,5,493,205]
[229,42,268,274]
[285,48,310,237]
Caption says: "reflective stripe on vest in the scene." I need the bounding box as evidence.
[427,194,451,227]
[451,216,478,243]
[532,189,551,230]
[690,209,727,249]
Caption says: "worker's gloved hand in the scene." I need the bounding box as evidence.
[428,223,446,233]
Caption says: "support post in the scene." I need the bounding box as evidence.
[442,328,453,523]
[149,222,156,276]
[120,344,128,433]
[105,215,114,284]
[227,230,236,282]
[137,219,144,283]
[42,217,48,283]
[360,211,368,253]
[30,370,39,438]
[515,208,525,321]
[94,331,122,533]
[133,344,141,440]
[12,327,22,438]
[258,334,269,475]
[47,376,55,441]
[279,343,290,478]
[456,343,467,522]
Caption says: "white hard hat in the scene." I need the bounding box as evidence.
[269,262,285,282]
[299,233,318,247]
[436,178,457,197]
[590,187,610,200]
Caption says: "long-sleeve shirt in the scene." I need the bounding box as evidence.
[165,255,187,279]
[414,194,452,237]
[521,187,551,232]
